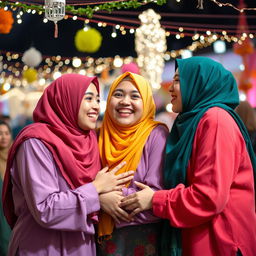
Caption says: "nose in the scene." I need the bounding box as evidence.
[168,81,174,92]
[92,99,100,110]
[120,95,130,105]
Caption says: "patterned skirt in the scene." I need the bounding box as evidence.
[97,223,161,256]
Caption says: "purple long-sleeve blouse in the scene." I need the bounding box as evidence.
[8,138,100,256]
[116,125,169,228]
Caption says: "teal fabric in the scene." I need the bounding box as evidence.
[0,178,11,256]
[162,57,256,256]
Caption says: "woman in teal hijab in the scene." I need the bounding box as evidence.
[121,57,256,256]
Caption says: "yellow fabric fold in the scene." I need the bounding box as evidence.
[98,72,165,241]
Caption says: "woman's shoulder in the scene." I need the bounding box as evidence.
[204,106,232,117]
[201,107,235,126]
[18,138,52,159]
[146,124,169,144]
[197,107,240,138]
[152,123,169,136]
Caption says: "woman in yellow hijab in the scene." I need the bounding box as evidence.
[97,72,168,255]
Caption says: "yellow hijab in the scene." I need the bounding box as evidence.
[98,71,164,240]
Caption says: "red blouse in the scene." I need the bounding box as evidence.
[153,107,256,256]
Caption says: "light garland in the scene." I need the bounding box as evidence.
[0,0,167,18]
[199,0,256,12]
[135,9,166,90]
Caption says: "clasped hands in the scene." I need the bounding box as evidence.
[93,161,155,223]
[100,181,155,223]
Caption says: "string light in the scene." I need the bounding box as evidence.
[135,9,166,90]
[205,0,256,12]
[0,0,167,18]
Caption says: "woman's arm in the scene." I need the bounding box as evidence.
[122,109,242,228]
[14,139,133,232]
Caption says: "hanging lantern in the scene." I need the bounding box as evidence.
[121,62,140,74]
[23,68,38,83]
[74,28,102,53]
[0,8,14,34]
[22,47,42,67]
[44,0,65,38]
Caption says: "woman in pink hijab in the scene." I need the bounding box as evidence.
[2,74,133,256]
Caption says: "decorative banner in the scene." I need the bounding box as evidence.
[22,47,42,67]
[0,8,14,34]
[135,9,166,90]
[74,27,102,53]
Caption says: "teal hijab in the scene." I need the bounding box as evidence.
[161,57,256,256]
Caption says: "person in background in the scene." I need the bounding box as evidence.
[121,57,256,256]
[97,72,168,255]
[0,120,12,256]
[0,120,12,180]
[2,74,134,256]
[235,100,256,154]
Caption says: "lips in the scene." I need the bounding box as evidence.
[171,95,177,104]
[87,112,98,121]
[116,108,134,114]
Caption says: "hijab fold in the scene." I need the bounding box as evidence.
[162,57,256,256]
[2,74,101,228]
[98,72,165,240]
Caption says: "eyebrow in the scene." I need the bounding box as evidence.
[173,74,179,79]
[85,92,99,97]
[113,89,140,93]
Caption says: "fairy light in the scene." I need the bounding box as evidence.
[78,69,86,75]
[166,103,173,113]
[83,25,89,31]
[72,57,81,68]
[135,9,166,90]
[64,59,70,65]
[113,56,123,67]
[3,82,11,91]
[209,0,256,12]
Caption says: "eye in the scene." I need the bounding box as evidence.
[97,99,101,103]
[131,94,141,99]
[85,96,93,101]
[113,92,123,97]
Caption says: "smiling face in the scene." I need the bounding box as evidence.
[108,79,143,127]
[169,69,183,113]
[77,83,100,130]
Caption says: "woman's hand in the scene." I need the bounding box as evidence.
[92,162,134,194]
[99,191,132,223]
[120,181,155,218]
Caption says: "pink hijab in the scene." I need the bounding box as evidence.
[2,73,101,228]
